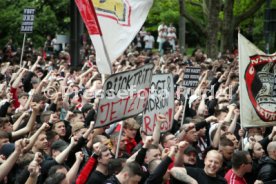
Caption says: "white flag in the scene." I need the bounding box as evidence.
[75,0,153,74]
[239,33,276,127]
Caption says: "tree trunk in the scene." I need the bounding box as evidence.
[206,0,220,59]
[221,0,234,53]
[179,0,186,54]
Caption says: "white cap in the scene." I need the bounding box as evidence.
[188,95,199,108]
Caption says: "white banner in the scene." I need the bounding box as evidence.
[95,64,154,128]
[239,33,276,127]
[142,74,174,135]
[76,0,153,74]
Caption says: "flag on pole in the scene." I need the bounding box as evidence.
[239,33,276,127]
[75,0,153,74]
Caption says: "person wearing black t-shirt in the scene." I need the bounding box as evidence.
[185,150,227,184]
[86,145,113,184]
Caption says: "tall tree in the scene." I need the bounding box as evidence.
[179,0,186,54]
[179,0,221,58]
[179,0,266,57]
[221,0,266,52]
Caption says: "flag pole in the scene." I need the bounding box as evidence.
[100,36,113,74]
[180,88,190,127]
[87,0,113,74]
[20,33,26,68]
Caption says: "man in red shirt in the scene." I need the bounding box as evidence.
[224,151,252,184]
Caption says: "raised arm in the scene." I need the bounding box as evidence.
[224,104,236,124]
[13,112,29,131]
[174,141,189,167]
[25,152,43,184]
[66,151,84,184]
[55,136,78,164]
[227,108,239,133]
[197,93,207,115]
[25,123,50,152]
[0,139,29,180]
[82,121,94,140]
[153,114,166,145]
[211,121,224,148]
[174,104,183,121]
[11,102,39,139]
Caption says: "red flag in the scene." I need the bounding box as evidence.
[75,0,101,35]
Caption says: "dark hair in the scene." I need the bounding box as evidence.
[219,136,234,147]
[160,132,172,147]
[48,165,67,176]
[52,120,65,130]
[32,93,47,103]
[44,173,66,184]
[46,131,58,141]
[108,158,126,175]
[51,140,68,152]
[231,151,250,170]
[121,161,143,177]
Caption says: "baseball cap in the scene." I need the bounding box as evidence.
[184,145,197,155]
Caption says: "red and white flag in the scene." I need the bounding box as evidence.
[239,33,276,127]
[75,0,153,74]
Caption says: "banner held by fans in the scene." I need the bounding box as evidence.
[95,64,154,128]
[75,0,153,74]
[143,74,174,135]
[183,67,201,88]
[21,8,35,33]
[239,33,276,127]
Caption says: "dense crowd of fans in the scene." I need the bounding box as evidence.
[0,24,275,184]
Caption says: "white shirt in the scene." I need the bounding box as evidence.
[144,35,155,49]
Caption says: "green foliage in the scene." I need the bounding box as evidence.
[146,0,206,46]
[0,0,70,48]
[0,0,274,52]
[146,0,179,31]
[233,0,252,16]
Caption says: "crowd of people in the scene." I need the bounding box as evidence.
[0,24,275,184]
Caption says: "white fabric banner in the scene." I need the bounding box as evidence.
[239,33,276,127]
[76,0,153,74]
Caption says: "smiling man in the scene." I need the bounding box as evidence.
[185,149,227,184]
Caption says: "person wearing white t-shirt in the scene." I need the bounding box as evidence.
[144,32,155,52]
[167,29,177,51]
[157,23,168,55]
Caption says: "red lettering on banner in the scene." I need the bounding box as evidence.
[128,95,135,113]
[143,108,173,134]
[110,100,122,121]
[98,91,150,125]
[100,103,110,124]
[123,96,130,115]
[143,116,152,134]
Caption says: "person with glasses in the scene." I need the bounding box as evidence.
[225,151,255,184]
